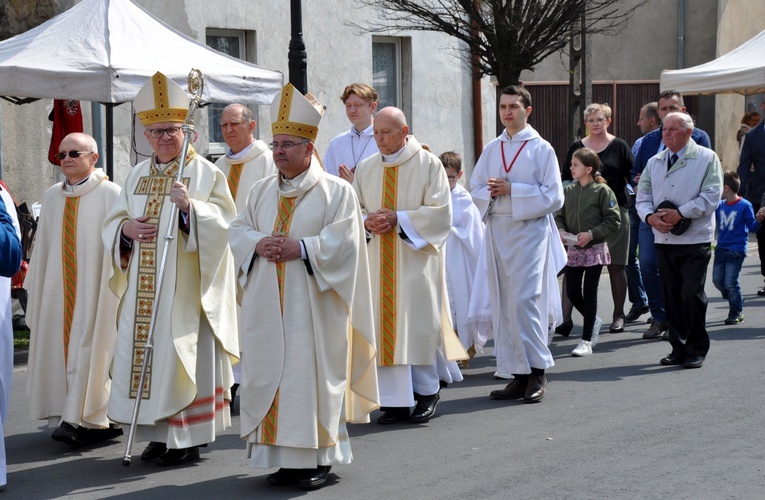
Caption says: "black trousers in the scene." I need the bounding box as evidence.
[655,243,711,359]
[565,265,603,341]
[753,202,765,278]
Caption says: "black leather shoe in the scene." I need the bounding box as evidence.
[158,446,200,466]
[86,425,123,443]
[409,393,440,423]
[140,441,168,461]
[757,286,765,296]
[683,355,705,369]
[267,468,300,486]
[659,353,685,366]
[554,319,574,337]
[523,375,546,403]
[489,378,528,400]
[51,422,85,447]
[376,407,410,425]
[624,305,649,323]
[297,465,331,490]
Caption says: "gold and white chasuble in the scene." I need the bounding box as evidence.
[25,169,121,428]
[214,140,276,213]
[103,151,239,447]
[229,163,378,463]
[353,138,465,366]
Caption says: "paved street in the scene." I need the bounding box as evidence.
[4,242,765,499]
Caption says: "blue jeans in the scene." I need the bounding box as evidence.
[626,206,648,308]
[712,247,746,314]
[638,221,666,322]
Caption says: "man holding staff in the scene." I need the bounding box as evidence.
[103,71,239,466]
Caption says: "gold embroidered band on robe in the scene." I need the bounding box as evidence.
[61,196,79,368]
[128,152,193,399]
[380,166,398,366]
[226,163,244,200]
[258,195,296,444]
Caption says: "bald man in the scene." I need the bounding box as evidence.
[353,107,461,425]
[25,132,122,447]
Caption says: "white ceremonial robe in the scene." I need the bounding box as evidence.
[229,163,378,468]
[103,151,239,449]
[323,124,379,176]
[25,170,120,429]
[468,126,565,375]
[445,183,484,350]
[0,187,20,489]
[215,140,276,213]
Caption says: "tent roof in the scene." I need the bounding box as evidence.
[0,0,282,104]
[660,28,765,96]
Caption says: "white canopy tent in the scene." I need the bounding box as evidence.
[0,0,282,104]
[0,0,283,175]
[660,28,765,95]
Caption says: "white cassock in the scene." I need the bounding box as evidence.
[445,183,484,349]
[229,163,378,468]
[0,186,21,488]
[468,125,566,377]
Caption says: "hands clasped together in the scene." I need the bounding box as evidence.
[364,208,398,235]
[256,235,302,263]
[488,177,510,198]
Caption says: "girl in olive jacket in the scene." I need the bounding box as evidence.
[555,148,621,357]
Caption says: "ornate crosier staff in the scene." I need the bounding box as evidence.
[122,69,204,467]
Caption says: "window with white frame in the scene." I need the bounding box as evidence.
[206,29,247,155]
[373,36,412,127]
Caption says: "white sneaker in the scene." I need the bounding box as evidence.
[591,316,602,347]
[572,340,593,357]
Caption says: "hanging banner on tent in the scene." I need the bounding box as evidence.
[48,99,83,166]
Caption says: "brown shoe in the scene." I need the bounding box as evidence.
[489,378,527,399]
[523,374,546,403]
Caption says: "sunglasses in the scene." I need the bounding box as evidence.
[55,150,93,160]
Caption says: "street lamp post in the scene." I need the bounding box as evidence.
[289,0,307,94]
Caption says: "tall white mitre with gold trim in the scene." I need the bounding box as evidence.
[134,71,190,125]
[270,83,323,141]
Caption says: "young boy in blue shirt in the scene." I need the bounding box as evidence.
[713,171,761,324]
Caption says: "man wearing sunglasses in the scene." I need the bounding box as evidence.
[25,132,122,448]
[103,72,238,466]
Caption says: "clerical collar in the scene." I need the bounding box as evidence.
[64,174,90,192]
[350,123,374,136]
[280,168,310,188]
[381,140,409,163]
[228,141,255,160]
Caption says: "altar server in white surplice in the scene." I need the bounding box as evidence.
[229,83,378,491]
[0,186,21,489]
[25,133,122,448]
[439,151,484,358]
[103,72,239,466]
[469,85,566,404]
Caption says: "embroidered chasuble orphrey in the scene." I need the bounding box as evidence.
[227,163,244,200]
[129,159,189,399]
[61,197,79,368]
[380,167,398,366]
[258,195,296,445]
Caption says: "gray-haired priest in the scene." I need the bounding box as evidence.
[103,71,239,466]
[229,83,379,491]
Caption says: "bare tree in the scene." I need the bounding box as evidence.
[354,0,646,88]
